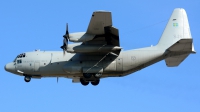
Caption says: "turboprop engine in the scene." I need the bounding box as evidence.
[68,32,95,42]
[67,44,122,53]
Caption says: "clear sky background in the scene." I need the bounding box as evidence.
[0,0,200,112]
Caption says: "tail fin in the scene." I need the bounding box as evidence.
[157,8,194,49]
[157,8,196,67]
[165,39,195,67]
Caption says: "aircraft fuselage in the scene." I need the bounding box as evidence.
[5,46,165,79]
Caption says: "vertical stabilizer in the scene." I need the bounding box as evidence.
[158,8,196,67]
[157,8,193,49]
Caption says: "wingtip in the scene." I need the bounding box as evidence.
[94,10,111,13]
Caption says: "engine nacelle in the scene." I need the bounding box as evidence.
[69,32,95,42]
[67,44,122,53]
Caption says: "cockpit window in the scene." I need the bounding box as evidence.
[16,53,26,58]
[13,57,16,62]
[14,53,26,62]
[17,59,22,64]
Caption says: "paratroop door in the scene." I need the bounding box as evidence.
[116,58,123,71]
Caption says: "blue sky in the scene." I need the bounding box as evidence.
[1,0,200,112]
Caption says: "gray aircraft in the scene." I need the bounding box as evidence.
[5,8,195,86]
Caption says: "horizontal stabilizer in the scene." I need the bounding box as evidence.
[165,38,195,67]
[165,54,189,67]
[167,39,195,53]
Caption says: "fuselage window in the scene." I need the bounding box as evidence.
[17,60,22,64]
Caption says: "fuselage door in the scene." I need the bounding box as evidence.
[116,58,123,71]
[16,59,23,71]
[34,62,40,72]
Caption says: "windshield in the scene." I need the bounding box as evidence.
[17,53,25,58]
[13,57,17,62]
[13,53,26,62]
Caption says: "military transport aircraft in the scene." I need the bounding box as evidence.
[5,8,195,86]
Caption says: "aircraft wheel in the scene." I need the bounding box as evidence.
[24,76,31,82]
[80,78,89,86]
[83,73,92,79]
[91,79,100,86]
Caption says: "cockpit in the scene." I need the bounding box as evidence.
[13,53,26,63]
[17,53,26,58]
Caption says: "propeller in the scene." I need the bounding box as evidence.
[61,23,69,55]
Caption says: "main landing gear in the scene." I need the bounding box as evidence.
[80,78,89,86]
[81,73,101,86]
[83,73,102,79]
[24,76,31,82]
[80,78,100,86]
[91,79,100,86]
[83,73,92,79]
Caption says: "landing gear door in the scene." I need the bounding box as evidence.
[116,58,123,71]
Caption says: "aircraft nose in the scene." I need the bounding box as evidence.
[5,62,15,72]
[4,65,7,71]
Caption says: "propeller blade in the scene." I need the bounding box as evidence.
[63,38,67,55]
[64,37,67,45]
[63,23,69,39]
[66,23,68,35]
[65,38,68,49]
[61,23,69,55]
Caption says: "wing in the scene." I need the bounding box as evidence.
[67,11,121,55]
[86,11,112,35]
[86,11,120,46]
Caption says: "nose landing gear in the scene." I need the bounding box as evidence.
[24,76,31,82]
